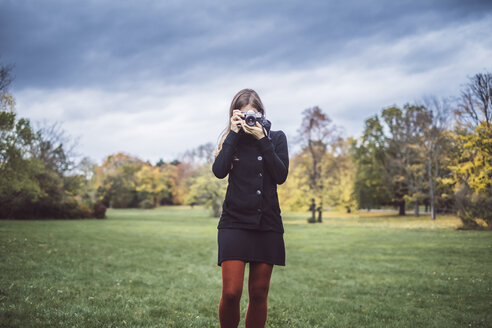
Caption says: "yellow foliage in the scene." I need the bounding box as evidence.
[278,141,357,213]
[452,122,491,193]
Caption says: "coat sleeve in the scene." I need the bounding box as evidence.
[258,131,289,185]
[212,130,239,179]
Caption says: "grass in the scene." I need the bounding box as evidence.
[0,206,491,327]
[283,210,463,230]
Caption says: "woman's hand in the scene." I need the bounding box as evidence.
[241,120,266,140]
[230,109,243,133]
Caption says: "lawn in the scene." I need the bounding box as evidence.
[0,206,491,327]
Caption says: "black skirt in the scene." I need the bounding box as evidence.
[217,228,285,266]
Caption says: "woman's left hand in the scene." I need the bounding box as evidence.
[241,120,265,140]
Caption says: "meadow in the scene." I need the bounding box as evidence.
[0,206,490,328]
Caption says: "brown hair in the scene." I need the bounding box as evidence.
[214,89,265,157]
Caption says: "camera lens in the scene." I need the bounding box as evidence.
[245,116,256,126]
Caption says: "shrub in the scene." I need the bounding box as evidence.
[93,201,107,219]
[74,202,93,218]
[138,198,155,209]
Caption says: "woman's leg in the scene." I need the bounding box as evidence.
[219,260,246,328]
[245,262,273,328]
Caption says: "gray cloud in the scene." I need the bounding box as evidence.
[1,0,492,164]
[2,0,491,90]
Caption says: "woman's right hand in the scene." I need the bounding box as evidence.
[230,109,243,133]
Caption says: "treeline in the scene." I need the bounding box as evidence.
[0,65,105,219]
[278,71,490,229]
[0,62,221,219]
[1,64,490,229]
[89,69,490,230]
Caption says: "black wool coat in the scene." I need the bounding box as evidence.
[212,128,289,233]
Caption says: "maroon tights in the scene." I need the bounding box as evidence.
[219,260,273,328]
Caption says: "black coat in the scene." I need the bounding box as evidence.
[212,128,289,233]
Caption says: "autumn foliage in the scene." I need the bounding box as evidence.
[1,63,490,228]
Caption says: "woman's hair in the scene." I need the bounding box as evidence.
[214,88,265,157]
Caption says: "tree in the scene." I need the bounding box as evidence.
[455,71,491,130]
[175,142,216,204]
[135,163,175,208]
[381,106,409,215]
[0,64,14,98]
[1,64,98,219]
[96,153,144,208]
[402,104,429,217]
[1,64,45,218]
[356,104,434,216]
[297,106,341,221]
[181,142,215,166]
[276,151,311,212]
[350,116,391,210]
[0,106,44,218]
[29,120,80,175]
[419,96,453,220]
[447,122,492,228]
[71,156,98,204]
[186,165,227,217]
[447,71,492,229]
[322,137,357,213]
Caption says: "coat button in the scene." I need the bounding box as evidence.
[257,156,262,161]
[257,208,262,213]
[256,190,262,195]
[258,172,262,177]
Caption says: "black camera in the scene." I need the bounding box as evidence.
[241,109,266,127]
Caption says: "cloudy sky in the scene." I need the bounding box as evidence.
[1,0,491,165]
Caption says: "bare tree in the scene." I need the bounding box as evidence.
[180,142,216,167]
[0,64,14,94]
[420,96,452,220]
[74,156,97,180]
[455,71,491,130]
[29,119,81,174]
[0,63,15,112]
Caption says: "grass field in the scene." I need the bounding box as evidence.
[1,206,491,328]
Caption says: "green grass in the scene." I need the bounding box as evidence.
[0,206,491,327]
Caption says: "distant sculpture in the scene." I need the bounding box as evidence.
[308,198,316,223]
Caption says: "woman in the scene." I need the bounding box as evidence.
[212,88,289,328]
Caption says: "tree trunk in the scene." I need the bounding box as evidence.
[414,200,419,217]
[213,203,221,218]
[428,157,436,220]
[309,198,316,223]
[399,200,406,216]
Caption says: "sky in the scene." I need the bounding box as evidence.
[1,0,491,165]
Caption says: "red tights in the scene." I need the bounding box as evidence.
[219,260,273,328]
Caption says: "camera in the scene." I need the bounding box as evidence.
[242,109,266,127]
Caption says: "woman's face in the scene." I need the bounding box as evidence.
[239,103,259,114]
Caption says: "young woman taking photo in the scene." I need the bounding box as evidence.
[212,88,289,328]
